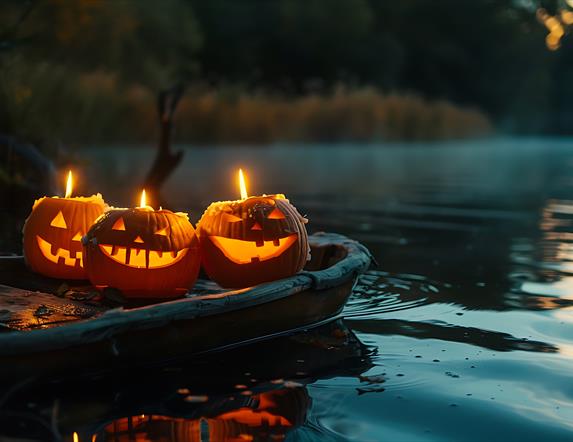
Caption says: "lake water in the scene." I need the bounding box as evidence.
[3,138,573,441]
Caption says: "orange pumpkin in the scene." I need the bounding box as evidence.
[23,195,106,279]
[196,195,309,288]
[83,208,200,298]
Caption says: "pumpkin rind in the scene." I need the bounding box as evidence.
[197,196,310,288]
[22,195,106,279]
[83,208,201,298]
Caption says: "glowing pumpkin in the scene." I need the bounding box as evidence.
[23,194,106,279]
[196,195,310,288]
[83,208,200,298]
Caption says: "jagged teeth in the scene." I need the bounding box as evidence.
[99,245,186,269]
[37,236,83,268]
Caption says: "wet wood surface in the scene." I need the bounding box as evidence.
[0,284,104,331]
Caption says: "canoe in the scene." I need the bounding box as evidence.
[0,232,372,378]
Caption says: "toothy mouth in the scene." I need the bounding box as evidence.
[209,234,297,264]
[98,244,188,269]
[37,236,83,267]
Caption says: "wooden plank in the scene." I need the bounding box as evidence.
[0,284,104,331]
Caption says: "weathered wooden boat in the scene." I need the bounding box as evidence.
[0,233,372,378]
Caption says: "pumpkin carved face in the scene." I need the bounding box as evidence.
[197,195,310,288]
[23,196,106,279]
[83,208,200,298]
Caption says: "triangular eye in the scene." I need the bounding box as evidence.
[112,217,126,231]
[155,226,169,236]
[267,208,286,220]
[50,211,67,229]
[224,213,243,223]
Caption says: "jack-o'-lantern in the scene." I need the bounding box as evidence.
[197,170,309,288]
[23,171,106,280]
[83,192,200,298]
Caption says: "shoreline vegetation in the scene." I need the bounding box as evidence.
[1,0,568,144]
[175,88,492,144]
[2,67,492,146]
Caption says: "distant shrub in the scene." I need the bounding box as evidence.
[2,62,491,145]
[173,86,492,144]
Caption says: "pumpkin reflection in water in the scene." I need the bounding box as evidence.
[102,388,309,441]
[83,191,200,298]
[23,171,106,280]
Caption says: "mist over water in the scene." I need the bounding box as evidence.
[4,138,573,441]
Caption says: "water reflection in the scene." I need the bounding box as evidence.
[0,320,373,441]
[102,388,307,441]
[348,318,558,353]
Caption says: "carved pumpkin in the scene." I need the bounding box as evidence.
[23,195,106,279]
[197,195,310,288]
[83,208,200,298]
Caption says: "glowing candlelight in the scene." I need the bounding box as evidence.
[65,170,73,198]
[140,189,148,208]
[73,432,79,442]
[239,168,248,200]
[196,168,309,288]
[22,169,106,279]
[82,188,200,298]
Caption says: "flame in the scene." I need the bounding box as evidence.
[239,169,248,200]
[140,189,147,208]
[65,170,73,198]
[73,432,79,442]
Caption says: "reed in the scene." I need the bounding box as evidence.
[2,63,492,144]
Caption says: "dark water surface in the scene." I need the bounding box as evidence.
[3,138,573,441]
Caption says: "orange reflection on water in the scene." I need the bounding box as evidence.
[101,388,307,441]
[537,8,565,51]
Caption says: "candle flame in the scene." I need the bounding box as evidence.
[73,432,79,442]
[239,169,248,200]
[140,189,147,208]
[65,170,73,198]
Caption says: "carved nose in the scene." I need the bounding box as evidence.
[134,236,145,243]
[251,222,262,231]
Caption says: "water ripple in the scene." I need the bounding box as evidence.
[344,270,451,318]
